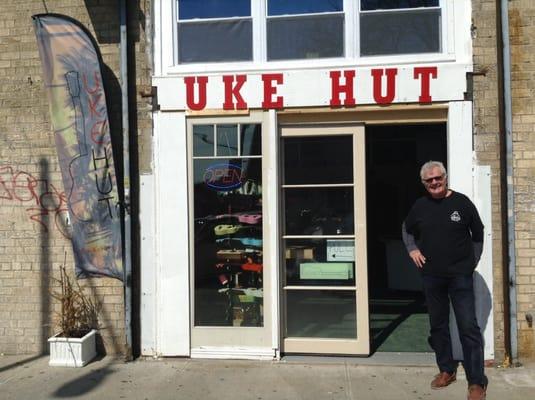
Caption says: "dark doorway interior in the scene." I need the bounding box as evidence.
[366,123,447,353]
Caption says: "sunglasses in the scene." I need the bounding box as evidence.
[423,175,444,184]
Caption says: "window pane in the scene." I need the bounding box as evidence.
[241,124,262,156]
[268,0,343,16]
[194,158,262,205]
[178,20,252,63]
[217,125,238,156]
[286,290,356,338]
[284,188,354,235]
[360,10,440,56]
[179,0,251,20]
[283,135,353,185]
[193,125,214,157]
[193,158,263,327]
[267,15,344,60]
[285,239,355,286]
[361,0,439,11]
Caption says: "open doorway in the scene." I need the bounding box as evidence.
[366,123,447,353]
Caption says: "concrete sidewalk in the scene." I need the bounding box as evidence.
[1,354,534,400]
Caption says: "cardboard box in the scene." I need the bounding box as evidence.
[285,247,314,260]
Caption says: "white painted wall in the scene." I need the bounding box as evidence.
[266,110,280,356]
[154,111,190,356]
[474,166,495,360]
[448,102,494,360]
[140,173,157,356]
[448,101,473,196]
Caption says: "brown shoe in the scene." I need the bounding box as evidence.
[467,384,486,400]
[430,371,456,389]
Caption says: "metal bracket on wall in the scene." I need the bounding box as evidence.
[140,86,159,111]
[464,70,487,101]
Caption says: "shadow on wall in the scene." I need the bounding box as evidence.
[82,0,144,43]
[451,270,493,360]
[85,276,123,356]
[474,271,493,339]
[39,158,52,353]
[35,159,124,357]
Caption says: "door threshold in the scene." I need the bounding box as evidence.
[191,346,276,360]
[281,352,435,367]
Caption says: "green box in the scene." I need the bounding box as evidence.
[299,262,354,280]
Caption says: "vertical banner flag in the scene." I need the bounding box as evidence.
[33,14,123,279]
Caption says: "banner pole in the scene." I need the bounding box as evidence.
[120,0,133,360]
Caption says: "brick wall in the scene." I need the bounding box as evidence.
[472,0,535,361]
[0,0,152,356]
[508,0,535,360]
[471,0,507,363]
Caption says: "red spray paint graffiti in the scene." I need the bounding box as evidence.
[0,165,70,238]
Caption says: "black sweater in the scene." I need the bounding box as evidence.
[404,191,484,277]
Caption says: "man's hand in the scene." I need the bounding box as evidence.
[409,249,426,268]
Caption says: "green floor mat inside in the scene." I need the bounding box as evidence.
[370,296,432,353]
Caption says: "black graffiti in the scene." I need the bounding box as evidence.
[98,196,115,219]
[92,148,116,219]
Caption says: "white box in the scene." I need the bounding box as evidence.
[48,329,97,367]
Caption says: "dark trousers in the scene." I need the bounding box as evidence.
[422,274,488,387]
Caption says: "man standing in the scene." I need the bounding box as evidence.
[402,161,487,400]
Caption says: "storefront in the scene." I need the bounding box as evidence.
[141,0,494,360]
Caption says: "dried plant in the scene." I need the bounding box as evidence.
[51,263,101,338]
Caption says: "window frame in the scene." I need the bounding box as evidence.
[159,0,456,75]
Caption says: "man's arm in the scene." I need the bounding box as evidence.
[402,221,426,268]
[401,221,418,252]
[468,197,485,267]
[473,241,483,266]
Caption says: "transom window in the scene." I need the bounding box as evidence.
[267,0,344,61]
[175,0,445,64]
[359,1,441,56]
[177,0,253,63]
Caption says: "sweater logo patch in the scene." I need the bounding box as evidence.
[450,211,461,222]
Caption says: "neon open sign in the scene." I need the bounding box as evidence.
[204,163,244,191]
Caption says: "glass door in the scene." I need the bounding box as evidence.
[281,124,369,355]
[188,113,272,352]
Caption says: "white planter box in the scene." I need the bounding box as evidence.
[48,329,97,367]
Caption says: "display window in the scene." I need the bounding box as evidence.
[191,123,264,327]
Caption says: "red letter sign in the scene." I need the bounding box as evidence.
[184,76,208,111]
[222,75,248,110]
[330,70,356,107]
[372,68,398,105]
[261,74,284,109]
[414,67,438,103]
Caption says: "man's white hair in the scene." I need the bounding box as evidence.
[420,160,447,181]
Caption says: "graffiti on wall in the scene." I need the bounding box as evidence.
[0,165,70,238]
